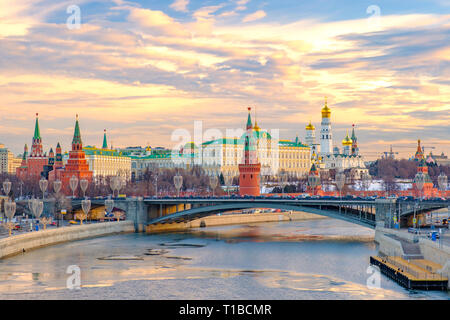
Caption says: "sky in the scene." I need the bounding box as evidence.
[0,0,449,160]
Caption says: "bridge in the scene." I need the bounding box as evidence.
[16,197,449,232]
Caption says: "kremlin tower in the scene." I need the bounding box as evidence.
[305,120,315,146]
[16,114,49,180]
[307,163,322,196]
[413,159,434,197]
[102,129,108,149]
[60,115,93,196]
[351,124,359,156]
[239,108,261,196]
[414,139,425,161]
[16,144,29,178]
[320,97,332,155]
[55,142,63,168]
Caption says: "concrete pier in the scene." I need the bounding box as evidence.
[374,226,450,289]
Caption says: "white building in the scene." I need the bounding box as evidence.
[305,100,368,178]
[0,144,21,174]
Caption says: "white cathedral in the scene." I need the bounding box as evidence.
[305,98,368,178]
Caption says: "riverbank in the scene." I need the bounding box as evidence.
[0,221,134,259]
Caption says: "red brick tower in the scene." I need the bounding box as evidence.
[307,163,322,195]
[16,144,29,179]
[48,142,64,183]
[16,113,48,180]
[413,159,434,197]
[239,107,261,196]
[414,139,424,161]
[60,115,93,195]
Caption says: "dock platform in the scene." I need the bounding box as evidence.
[370,256,448,291]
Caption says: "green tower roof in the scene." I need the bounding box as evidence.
[33,113,41,140]
[102,129,108,149]
[351,124,357,141]
[246,107,253,130]
[22,144,28,160]
[72,115,82,145]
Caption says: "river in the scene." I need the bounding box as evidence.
[0,218,448,300]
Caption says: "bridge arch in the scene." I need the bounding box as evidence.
[148,201,377,229]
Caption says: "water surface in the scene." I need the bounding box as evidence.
[0,218,448,300]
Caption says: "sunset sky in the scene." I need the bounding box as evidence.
[1,0,449,160]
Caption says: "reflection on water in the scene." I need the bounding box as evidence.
[0,219,448,300]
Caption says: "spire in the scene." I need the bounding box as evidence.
[415,139,424,161]
[72,114,82,144]
[246,107,253,130]
[22,144,28,160]
[351,124,357,141]
[33,113,41,140]
[102,129,108,149]
[48,147,55,166]
[55,142,63,167]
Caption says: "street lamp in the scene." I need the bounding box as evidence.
[109,176,117,197]
[3,179,11,196]
[2,179,12,223]
[4,200,16,237]
[31,198,44,231]
[53,180,62,194]
[224,170,233,196]
[308,172,320,196]
[105,197,114,222]
[79,199,91,225]
[210,175,218,197]
[174,174,183,197]
[69,175,78,198]
[335,171,346,199]
[154,173,159,197]
[110,175,122,198]
[280,170,287,196]
[414,171,425,199]
[80,179,89,198]
[438,173,447,198]
[361,172,372,197]
[39,177,48,200]
[53,180,63,228]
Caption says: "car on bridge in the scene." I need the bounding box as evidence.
[427,231,440,239]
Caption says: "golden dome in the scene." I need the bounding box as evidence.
[342,131,352,146]
[253,121,261,132]
[306,120,315,130]
[322,97,331,118]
